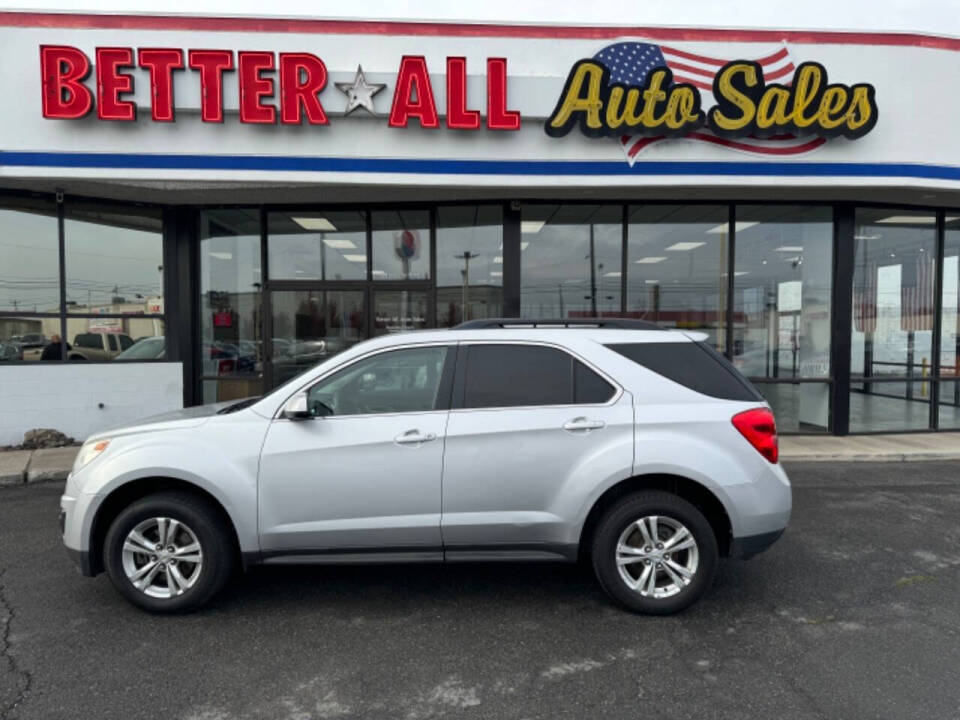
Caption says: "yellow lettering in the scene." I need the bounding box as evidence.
[711,63,758,132]
[756,87,791,129]
[665,87,699,130]
[844,86,874,131]
[641,70,670,125]
[791,64,824,128]
[547,61,605,131]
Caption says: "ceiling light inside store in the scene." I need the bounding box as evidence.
[603,271,621,277]
[498,242,531,251]
[635,256,667,264]
[372,270,387,277]
[493,256,503,264]
[875,215,934,224]
[343,254,367,263]
[208,252,233,260]
[490,271,503,277]
[521,220,546,234]
[322,238,356,249]
[645,280,659,284]
[665,242,706,251]
[774,246,803,252]
[705,221,758,234]
[292,217,338,231]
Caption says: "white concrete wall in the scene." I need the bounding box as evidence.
[0,363,183,446]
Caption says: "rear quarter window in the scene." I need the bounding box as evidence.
[606,342,763,402]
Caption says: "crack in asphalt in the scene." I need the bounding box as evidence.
[0,569,32,720]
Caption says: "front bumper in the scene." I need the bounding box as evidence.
[61,475,101,577]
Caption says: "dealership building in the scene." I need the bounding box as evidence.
[1,9,960,443]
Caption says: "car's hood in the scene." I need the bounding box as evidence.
[87,400,241,442]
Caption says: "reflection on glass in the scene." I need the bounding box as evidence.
[371,210,430,280]
[756,382,830,433]
[0,197,60,313]
[520,204,622,319]
[268,211,367,281]
[627,205,728,349]
[940,218,960,378]
[64,317,165,361]
[850,381,931,432]
[732,206,833,380]
[851,208,936,381]
[200,210,263,389]
[437,205,503,326]
[65,204,164,315]
[270,290,365,387]
[938,381,960,428]
[0,316,59,362]
[373,290,429,336]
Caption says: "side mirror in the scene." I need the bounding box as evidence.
[281,391,313,420]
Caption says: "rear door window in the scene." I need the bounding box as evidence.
[461,345,615,408]
[606,342,762,401]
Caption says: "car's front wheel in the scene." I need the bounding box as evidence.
[103,491,235,613]
[591,491,719,614]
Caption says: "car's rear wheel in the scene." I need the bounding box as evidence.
[103,491,235,613]
[591,491,719,614]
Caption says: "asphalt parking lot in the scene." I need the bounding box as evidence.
[1,462,959,720]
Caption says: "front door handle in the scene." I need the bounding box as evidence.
[562,417,606,433]
[394,429,437,446]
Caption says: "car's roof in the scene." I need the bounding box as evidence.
[358,326,705,350]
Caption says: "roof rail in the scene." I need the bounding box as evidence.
[453,318,662,330]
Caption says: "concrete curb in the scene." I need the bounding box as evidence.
[782,452,960,463]
[0,447,79,486]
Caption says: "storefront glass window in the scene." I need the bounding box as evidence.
[371,210,430,280]
[0,316,60,362]
[372,290,430,335]
[0,197,60,313]
[940,216,960,379]
[520,204,622,318]
[268,211,367,281]
[436,205,503,326]
[850,208,936,431]
[626,205,728,349]
[270,290,365,387]
[200,210,263,398]
[65,204,164,314]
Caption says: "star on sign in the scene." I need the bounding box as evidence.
[335,65,386,116]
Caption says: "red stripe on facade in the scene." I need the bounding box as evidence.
[763,63,796,80]
[684,133,827,155]
[0,12,959,51]
[671,76,714,91]
[665,60,716,78]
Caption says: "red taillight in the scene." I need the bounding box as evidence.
[732,407,778,464]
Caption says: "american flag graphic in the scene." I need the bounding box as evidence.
[854,261,878,334]
[592,42,827,165]
[901,255,935,332]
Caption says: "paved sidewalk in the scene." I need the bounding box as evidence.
[0,446,79,486]
[781,431,960,462]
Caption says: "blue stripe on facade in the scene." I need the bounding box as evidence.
[3,150,960,180]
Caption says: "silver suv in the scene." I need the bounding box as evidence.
[61,320,791,614]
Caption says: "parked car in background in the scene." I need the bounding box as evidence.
[61,319,790,615]
[69,332,135,361]
[115,336,165,361]
[15,332,45,349]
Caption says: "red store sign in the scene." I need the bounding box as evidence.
[39,46,521,130]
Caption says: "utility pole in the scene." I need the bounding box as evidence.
[588,224,598,317]
[454,251,479,322]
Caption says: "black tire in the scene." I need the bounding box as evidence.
[591,491,719,615]
[103,491,235,613]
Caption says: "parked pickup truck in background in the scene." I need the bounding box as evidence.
[69,332,135,361]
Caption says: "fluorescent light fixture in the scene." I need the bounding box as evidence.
[635,256,667,264]
[292,216,338,231]
[497,242,530,251]
[322,238,356,250]
[372,270,387,277]
[722,271,751,277]
[521,220,546,234]
[854,234,881,241]
[490,271,503,277]
[208,252,233,260]
[705,221,758,234]
[603,271,621,277]
[645,279,659,284]
[493,256,503,264]
[342,254,367,263]
[774,246,803,252]
[665,242,706,251]
[875,215,935,224]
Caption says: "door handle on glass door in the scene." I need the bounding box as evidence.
[394,430,437,445]
[562,417,606,432]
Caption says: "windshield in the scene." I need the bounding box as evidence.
[116,337,165,360]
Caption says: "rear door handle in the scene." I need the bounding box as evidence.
[394,429,437,445]
[562,417,606,433]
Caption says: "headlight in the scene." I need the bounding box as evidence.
[72,438,111,473]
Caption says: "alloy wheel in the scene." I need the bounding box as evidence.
[120,517,204,599]
[615,515,699,599]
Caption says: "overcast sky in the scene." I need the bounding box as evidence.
[3,0,959,36]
